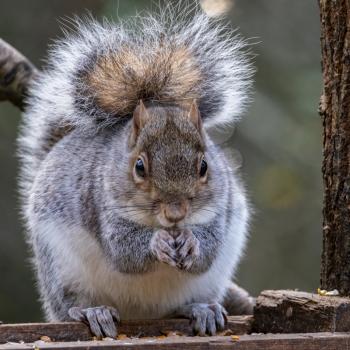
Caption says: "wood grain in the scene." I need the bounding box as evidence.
[0,316,252,344]
[1,332,350,349]
[253,289,350,333]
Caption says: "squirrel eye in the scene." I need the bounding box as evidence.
[135,158,145,177]
[199,159,208,177]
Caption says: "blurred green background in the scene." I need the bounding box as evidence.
[0,0,322,322]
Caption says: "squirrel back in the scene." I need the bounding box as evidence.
[18,3,253,204]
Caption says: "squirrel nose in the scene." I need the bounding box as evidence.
[162,201,188,223]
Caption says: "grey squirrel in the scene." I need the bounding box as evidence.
[18,4,253,338]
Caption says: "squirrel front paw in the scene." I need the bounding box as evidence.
[175,228,200,271]
[150,228,199,270]
[68,306,120,339]
[150,229,177,267]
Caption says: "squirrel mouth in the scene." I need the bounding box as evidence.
[157,201,189,228]
[157,214,176,228]
[156,213,186,228]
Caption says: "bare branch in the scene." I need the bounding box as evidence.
[0,38,38,110]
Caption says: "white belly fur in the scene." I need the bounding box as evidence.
[35,209,246,319]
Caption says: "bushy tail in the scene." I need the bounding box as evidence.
[18,2,253,201]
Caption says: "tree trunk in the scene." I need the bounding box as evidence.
[320,0,350,295]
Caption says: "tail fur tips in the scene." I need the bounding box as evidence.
[29,3,254,130]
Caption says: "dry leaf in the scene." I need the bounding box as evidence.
[218,329,234,336]
[317,288,339,296]
[40,336,52,342]
[102,337,115,341]
[161,330,184,337]
[231,335,240,341]
[117,334,128,340]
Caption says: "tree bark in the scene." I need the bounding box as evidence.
[0,38,38,110]
[253,290,350,333]
[320,0,350,295]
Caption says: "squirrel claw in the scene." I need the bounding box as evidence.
[175,229,200,271]
[151,229,200,270]
[176,302,227,336]
[190,303,227,336]
[151,229,177,267]
[68,306,120,339]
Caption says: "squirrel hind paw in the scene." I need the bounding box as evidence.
[68,305,120,339]
[177,302,227,336]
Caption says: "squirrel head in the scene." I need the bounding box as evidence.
[124,99,214,228]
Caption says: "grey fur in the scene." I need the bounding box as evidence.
[18,4,252,337]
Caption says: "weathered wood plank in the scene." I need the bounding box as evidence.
[253,289,350,333]
[0,316,252,344]
[1,332,350,350]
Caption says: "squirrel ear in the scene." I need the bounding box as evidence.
[188,99,202,130]
[130,100,150,146]
[133,100,150,130]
